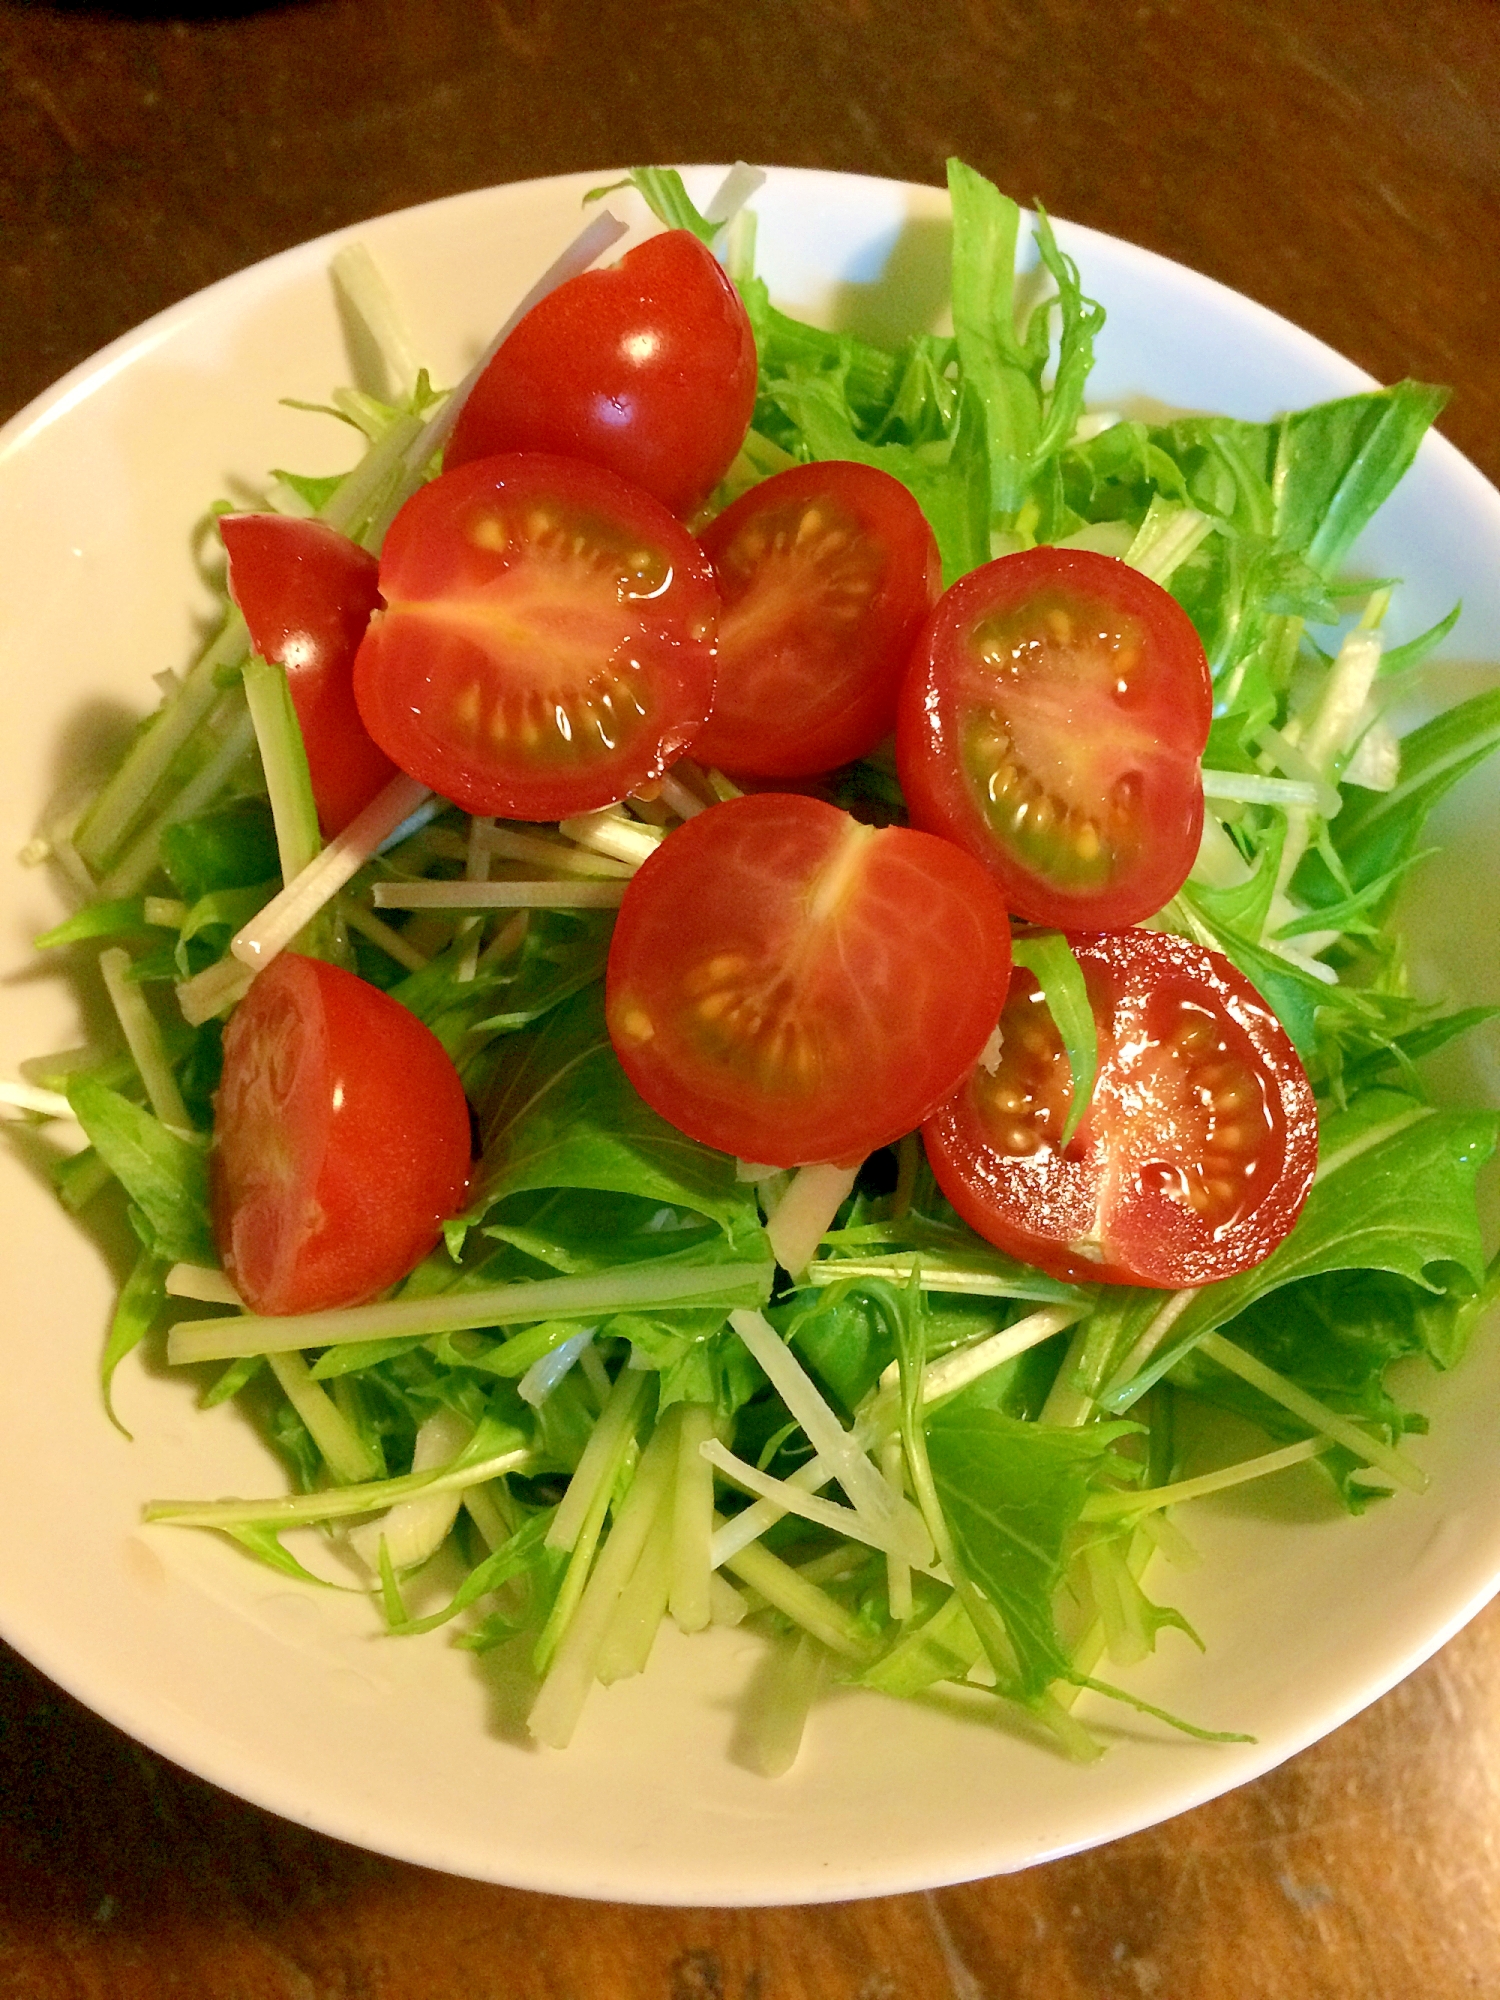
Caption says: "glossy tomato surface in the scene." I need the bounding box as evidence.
[352,453,720,820]
[897,546,1212,929]
[689,461,941,779]
[219,514,397,835]
[923,928,1318,1288]
[606,792,1012,1167]
[211,954,472,1315]
[444,230,757,519]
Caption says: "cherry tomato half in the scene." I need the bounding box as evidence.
[212,954,472,1315]
[688,461,941,780]
[445,230,758,519]
[219,514,397,836]
[897,546,1213,929]
[606,792,1013,1167]
[923,928,1318,1289]
[352,453,720,820]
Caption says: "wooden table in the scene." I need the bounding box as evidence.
[3,0,1499,1991]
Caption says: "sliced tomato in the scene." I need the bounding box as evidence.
[896,546,1212,929]
[212,954,472,1315]
[352,454,720,820]
[445,230,757,519]
[688,461,941,779]
[923,928,1318,1289]
[219,513,397,835]
[606,792,1013,1167]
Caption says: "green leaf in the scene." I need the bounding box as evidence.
[35,899,152,950]
[1011,934,1097,1146]
[1101,1092,1500,1409]
[100,1249,168,1434]
[1334,684,1500,896]
[1273,382,1448,577]
[473,986,760,1235]
[65,1075,215,1265]
[927,1403,1133,1700]
[160,796,281,903]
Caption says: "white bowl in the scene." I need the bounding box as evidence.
[2,167,1498,1906]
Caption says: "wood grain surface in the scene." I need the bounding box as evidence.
[3,0,1500,1993]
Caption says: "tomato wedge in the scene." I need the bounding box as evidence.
[352,454,720,820]
[606,792,1013,1166]
[897,546,1213,928]
[212,955,472,1315]
[922,929,1318,1289]
[219,513,397,835]
[689,461,941,779]
[445,230,757,519]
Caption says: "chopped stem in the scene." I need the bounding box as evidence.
[1083,1437,1330,1518]
[371,879,627,910]
[764,1161,861,1277]
[266,1351,384,1485]
[230,773,432,969]
[98,947,193,1135]
[1196,1331,1427,1491]
[98,705,258,900]
[670,1403,715,1633]
[145,1445,532,1529]
[719,1532,872,1662]
[529,1412,677,1748]
[547,1367,648,1553]
[75,613,247,871]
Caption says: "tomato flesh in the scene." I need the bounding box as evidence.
[352,454,720,820]
[922,929,1318,1288]
[212,954,472,1315]
[606,792,1013,1167]
[897,546,1212,929]
[445,230,758,519]
[689,461,941,779]
[219,514,397,836]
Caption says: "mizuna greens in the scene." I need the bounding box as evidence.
[13,160,1500,1770]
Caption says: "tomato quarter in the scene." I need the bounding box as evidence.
[352,453,720,820]
[212,954,472,1315]
[445,230,758,519]
[606,792,1013,1167]
[219,513,397,836]
[922,928,1318,1289]
[689,461,941,779]
[897,546,1212,929]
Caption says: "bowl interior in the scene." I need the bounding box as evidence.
[1,167,1498,1905]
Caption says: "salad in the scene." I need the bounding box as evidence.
[10,160,1500,1778]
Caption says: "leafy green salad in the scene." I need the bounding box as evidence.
[11,161,1500,1772]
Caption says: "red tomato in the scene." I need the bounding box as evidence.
[606,792,1013,1167]
[212,954,472,1315]
[219,514,398,836]
[352,454,720,820]
[445,230,757,519]
[896,546,1212,929]
[923,929,1318,1289]
[688,461,941,779]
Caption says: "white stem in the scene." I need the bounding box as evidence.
[764,1161,861,1278]
[231,774,432,968]
[371,879,626,910]
[99,947,193,1136]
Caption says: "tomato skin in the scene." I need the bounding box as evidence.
[219,514,398,836]
[923,928,1318,1289]
[445,231,758,519]
[689,461,941,779]
[211,954,472,1315]
[352,453,720,820]
[606,792,1013,1167]
[896,545,1212,929]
